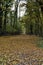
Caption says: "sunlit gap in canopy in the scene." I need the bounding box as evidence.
[11,0,27,17]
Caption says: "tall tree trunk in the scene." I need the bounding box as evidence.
[0,17,2,34]
[0,7,3,34]
[3,10,7,33]
[13,0,18,28]
[10,11,12,27]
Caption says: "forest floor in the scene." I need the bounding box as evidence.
[0,35,43,65]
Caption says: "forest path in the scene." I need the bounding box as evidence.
[0,35,43,65]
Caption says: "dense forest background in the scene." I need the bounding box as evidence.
[0,0,43,36]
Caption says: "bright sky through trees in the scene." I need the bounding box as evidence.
[11,0,26,17]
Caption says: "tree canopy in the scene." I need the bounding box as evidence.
[0,0,43,36]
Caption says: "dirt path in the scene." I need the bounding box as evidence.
[0,35,43,65]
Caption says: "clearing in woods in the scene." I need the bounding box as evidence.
[0,35,43,65]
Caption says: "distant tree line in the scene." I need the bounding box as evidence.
[0,0,43,36]
[20,0,43,36]
[0,0,21,35]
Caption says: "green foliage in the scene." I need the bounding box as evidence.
[0,0,43,35]
[36,38,43,48]
[23,0,43,36]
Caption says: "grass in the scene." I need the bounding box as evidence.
[36,38,43,48]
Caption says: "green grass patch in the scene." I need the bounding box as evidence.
[36,38,43,48]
